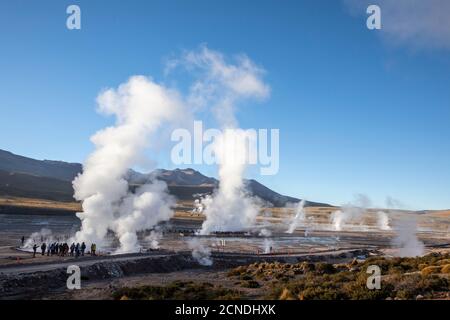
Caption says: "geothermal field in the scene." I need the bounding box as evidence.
[1,7,450,304]
[1,199,449,300]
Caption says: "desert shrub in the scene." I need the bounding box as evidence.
[241,280,260,288]
[233,253,450,300]
[315,263,336,275]
[112,281,241,300]
[437,259,450,266]
[299,262,315,273]
[227,266,247,277]
[421,266,441,276]
[265,255,450,300]
[440,264,450,274]
[391,274,448,299]
[279,288,295,300]
[363,253,450,275]
[240,274,253,281]
[418,263,428,271]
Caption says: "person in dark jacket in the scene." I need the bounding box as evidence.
[41,243,46,256]
[81,242,86,256]
[32,244,38,258]
[75,243,80,257]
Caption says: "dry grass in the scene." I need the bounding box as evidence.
[426,210,450,218]
[0,196,81,211]
[227,253,450,300]
[112,280,242,300]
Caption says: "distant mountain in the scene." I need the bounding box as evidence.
[126,168,217,187]
[244,179,329,207]
[0,149,330,207]
[0,149,81,181]
[0,169,75,201]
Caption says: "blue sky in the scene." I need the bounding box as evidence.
[0,0,449,210]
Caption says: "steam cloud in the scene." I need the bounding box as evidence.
[391,215,425,257]
[73,76,184,253]
[146,230,163,250]
[385,197,424,257]
[172,46,271,235]
[73,46,271,259]
[286,200,306,234]
[331,194,392,231]
[331,194,371,231]
[22,228,55,250]
[188,238,213,266]
[376,211,391,231]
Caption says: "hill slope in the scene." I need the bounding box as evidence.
[0,149,330,207]
[0,149,81,181]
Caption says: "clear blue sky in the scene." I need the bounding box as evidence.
[0,0,449,210]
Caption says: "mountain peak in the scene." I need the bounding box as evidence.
[0,149,330,207]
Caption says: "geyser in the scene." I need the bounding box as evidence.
[73,76,184,253]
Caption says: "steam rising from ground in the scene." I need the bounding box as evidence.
[73,46,271,261]
[263,238,274,254]
[259,228,273,253]
[386,198,424,257]
[22,228,56,249]
[146,230,163,250]
[200,130,260,233]
[73,76,183,253]
[330,194,423,256]
[392,215,425,257]
[331,194,371,231]
[330,194,393,232]
[188,238,213,266]
[376,211,391,231]
[171,46,270,235]
[286,200,306,233]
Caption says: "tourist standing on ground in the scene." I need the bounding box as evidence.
[75,243,80,257]
[81,242,86,256]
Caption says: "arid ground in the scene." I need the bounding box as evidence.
[0,197,449,300]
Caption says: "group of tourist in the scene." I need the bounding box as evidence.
[27,238,97,258]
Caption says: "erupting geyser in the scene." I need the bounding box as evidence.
[200,129,260,234]
[286,200,306,234]
[73,76,184,253]
[170,45,271,235]
[392,215,425,257]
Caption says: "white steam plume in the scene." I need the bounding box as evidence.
[331,194,371,231]
[391,215,425,257]
[188,238,213,266]
[376,211,391,231]
[259,228,272,237]
[385,197,424,257]
[200,129,260,233]
[263,238,274,254]
[23,228,55,250]
[145,229,163,250]
[171,46,270,235]
[73,76,184,253]
[286,200,306,234]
